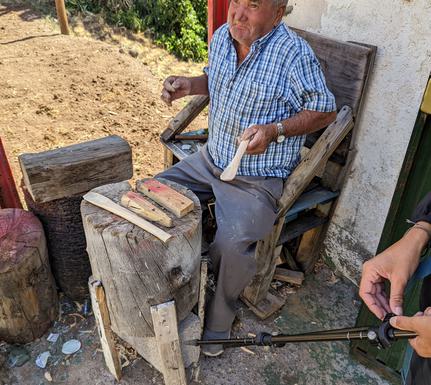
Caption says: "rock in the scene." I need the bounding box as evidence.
[7,346,30,368]
[128,49,139,58]
[35,351,50,368]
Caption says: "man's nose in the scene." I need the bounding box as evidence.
[234,4,248,21]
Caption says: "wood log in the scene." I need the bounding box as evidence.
[19,135,133,203]
[0,209,58,343]
[81,179,202,339]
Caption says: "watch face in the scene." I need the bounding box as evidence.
[276,135,286,143]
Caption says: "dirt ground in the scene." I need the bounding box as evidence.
[0,1,207,191]
[0,4,394,385]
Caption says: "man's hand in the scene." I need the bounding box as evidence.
[241,124,276,155]
[359,229,427,320]
[161,76,192,106]
[390,308,431,358]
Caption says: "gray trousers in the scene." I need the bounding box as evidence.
[157,147,283,331]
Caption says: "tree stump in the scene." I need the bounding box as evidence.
[80,179,202,341]
[0,209,58,344]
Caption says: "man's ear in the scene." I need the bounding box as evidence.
[274,5,286,26]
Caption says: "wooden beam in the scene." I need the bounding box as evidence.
[55,0,70,35]
[120,191,173,227]
[243,106,354,307]
[19,135,132,203]
[273,267,304,286]
[150,301,187,385]
[83,192,172,243]
[137,179,194,218]
[88,277,121,381]
[198,259,208,334]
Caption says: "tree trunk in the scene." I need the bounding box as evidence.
[81,179,202,338]
[0,209,58,343]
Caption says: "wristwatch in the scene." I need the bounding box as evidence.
[275,122,285,143]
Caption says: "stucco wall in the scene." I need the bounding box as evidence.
[284,0,431,283]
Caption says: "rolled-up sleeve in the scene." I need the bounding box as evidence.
[289,54,337,113]
[412,192,431,224]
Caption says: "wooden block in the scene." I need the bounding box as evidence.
[120,191,173,227]
[296,226,325,274]
[240,290,285,320]
[83,191,172,243]
[151,301,187,385]
[137,179,194,218]
[19,135,132,203]
[88,277,121,381]
[273,268,304,286]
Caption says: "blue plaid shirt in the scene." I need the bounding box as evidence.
[204,22,336,178]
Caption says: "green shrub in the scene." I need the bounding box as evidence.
[65,0,208,61]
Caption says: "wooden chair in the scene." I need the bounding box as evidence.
[160,28,377,319]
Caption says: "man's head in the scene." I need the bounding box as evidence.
[228,0,287,48]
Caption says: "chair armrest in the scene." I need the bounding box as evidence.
[160,95,210,142]
[277,106,354,219]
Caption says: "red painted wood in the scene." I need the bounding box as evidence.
[208,0,229,43]
[0,139,22,209]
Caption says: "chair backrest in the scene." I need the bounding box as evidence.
[292,28,377,164]
[293,28,376,118]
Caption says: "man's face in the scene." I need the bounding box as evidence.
[228,0,284,48]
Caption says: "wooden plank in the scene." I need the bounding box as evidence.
[273,267,304,286]
[150,301,187,385]
[285,187,339,217]
[296,226,325,274]
[240,290,285,320]
[88,277,121,381]
[273,245,284,266]
[282,247,300,271]
[120,191,173,227]
[243,106,354,306]
[164,146,174,170]
[54,0,70,35]
[83,191,172,243]
[19,135,133,203]
[198,259,208,334]
[161,96,209,142]
[137,179,194,218]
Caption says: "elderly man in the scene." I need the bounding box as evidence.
[159,0,336,356]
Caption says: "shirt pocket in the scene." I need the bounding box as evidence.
[247,81,283,120]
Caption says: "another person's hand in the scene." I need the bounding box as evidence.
[359,232,423,320]
[390,308,431,358]
[241,124,276,154]
[161,76,191,106]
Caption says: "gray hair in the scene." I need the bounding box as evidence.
[273,0,288,7]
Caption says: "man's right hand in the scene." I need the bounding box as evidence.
[161,76,192,106]
[359,228,427,320]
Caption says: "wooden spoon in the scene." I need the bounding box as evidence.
[220,139,250,181]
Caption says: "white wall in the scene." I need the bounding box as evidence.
[285,0,431,283]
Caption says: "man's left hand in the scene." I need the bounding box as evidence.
[390,308,431,358]
[241,124,276,155]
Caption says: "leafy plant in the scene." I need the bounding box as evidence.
[64,0,208,60]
